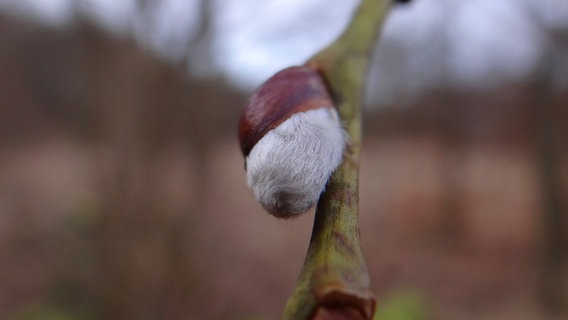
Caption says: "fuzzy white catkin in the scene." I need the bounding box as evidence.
[245,107,346,218]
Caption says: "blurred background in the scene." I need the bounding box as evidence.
[0,0,566,319]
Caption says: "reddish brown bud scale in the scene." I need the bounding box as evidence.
[238,66,334,156]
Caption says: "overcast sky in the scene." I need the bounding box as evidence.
[1,0,566,104]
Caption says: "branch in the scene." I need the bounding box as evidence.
[283,0,396,319]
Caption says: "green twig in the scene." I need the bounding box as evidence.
[283,0,394,319]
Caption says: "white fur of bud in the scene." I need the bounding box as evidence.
[245,107,345,218]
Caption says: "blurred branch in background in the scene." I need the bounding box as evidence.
[524,6,568,314]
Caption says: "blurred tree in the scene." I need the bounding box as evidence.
[529,23,567,315]
[433,0,467,248]
[515,3,568,314]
